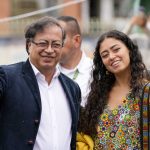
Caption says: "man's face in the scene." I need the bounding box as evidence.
[58,21,75,64]
[28,25,63,73]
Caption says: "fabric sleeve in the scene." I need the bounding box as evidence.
[0,67,7,99]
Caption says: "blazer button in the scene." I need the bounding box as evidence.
[27,140,34,145]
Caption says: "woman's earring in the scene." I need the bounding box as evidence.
[106,70,109,75]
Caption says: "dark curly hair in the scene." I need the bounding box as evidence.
[78,30,149,136]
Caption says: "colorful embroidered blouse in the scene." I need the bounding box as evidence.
[94,94,141,150]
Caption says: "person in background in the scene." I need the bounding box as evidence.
[78,30,150,149]
[57,16,93,107]
[0,16,81,150]
[123,6,150,50]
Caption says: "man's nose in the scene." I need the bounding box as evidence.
[45,44,54,53]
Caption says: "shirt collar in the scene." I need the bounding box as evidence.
[29,61,60,79]
[76,51,87,74]
[58,51,91,74]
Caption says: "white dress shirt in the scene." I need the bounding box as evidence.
[59,52,93,107]
[30,63,72,150]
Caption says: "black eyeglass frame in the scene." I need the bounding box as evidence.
[31,40,63,50]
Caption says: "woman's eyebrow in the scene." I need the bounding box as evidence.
[110,44,118,49]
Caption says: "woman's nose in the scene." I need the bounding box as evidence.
[109,52,115,60]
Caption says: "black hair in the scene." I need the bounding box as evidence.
[57,16,81,35]
[78,30,149,136]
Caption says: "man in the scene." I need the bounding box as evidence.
[57,16,93,107]
[0,16,81,150]
[122,7,150,68]
[123,7,150,50]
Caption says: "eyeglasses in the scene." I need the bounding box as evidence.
[31,40,63,50]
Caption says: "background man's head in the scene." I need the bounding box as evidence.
[57,16,82,65]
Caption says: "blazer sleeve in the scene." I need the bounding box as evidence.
[0,67,7,99]
[74,82,81,121]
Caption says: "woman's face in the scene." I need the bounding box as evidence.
[99,38,130,75]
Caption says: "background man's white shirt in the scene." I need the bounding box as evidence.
[59,52,93,107]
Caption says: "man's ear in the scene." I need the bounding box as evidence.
[73,34,81,48]
[27,42,32,54]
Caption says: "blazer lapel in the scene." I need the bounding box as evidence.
[22,59,41,110]
[58,74,77,124]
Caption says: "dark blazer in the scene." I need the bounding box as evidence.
[0,60,81,150]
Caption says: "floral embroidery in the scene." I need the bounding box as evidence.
[94,94,141,149]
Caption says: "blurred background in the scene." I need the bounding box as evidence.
[0,0,150,67]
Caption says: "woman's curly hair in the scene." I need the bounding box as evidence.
[78,30,149,136]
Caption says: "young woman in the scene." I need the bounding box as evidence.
[78,30,150,149]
